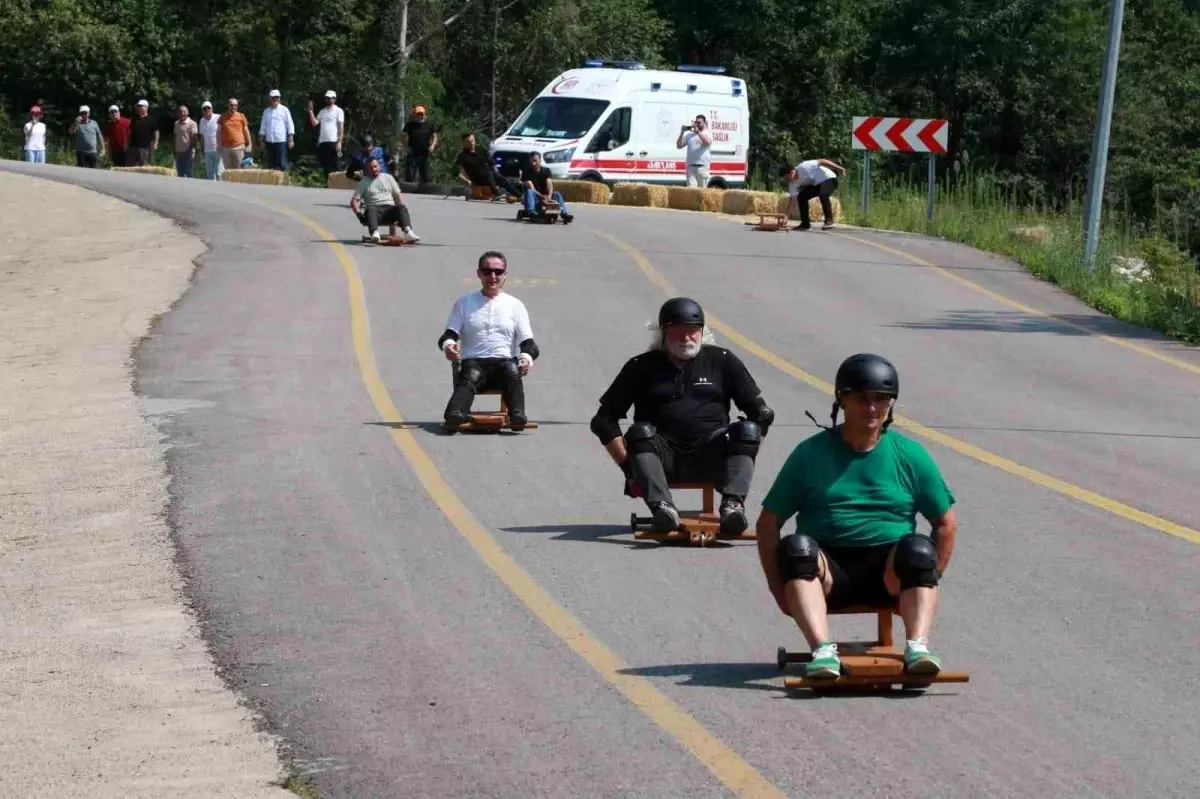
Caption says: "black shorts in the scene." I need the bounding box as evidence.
[777,538,897,610]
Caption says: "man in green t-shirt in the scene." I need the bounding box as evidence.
[755,353,958,678]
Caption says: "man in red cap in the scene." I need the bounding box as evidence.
[23,106,47,163]
[400,104,438,183]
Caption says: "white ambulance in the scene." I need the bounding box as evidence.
[490,60,750,189]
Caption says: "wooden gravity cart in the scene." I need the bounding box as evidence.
[777,604,970,692]
[628,481,756,547]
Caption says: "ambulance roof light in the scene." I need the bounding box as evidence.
[677,64,727,75]
[582,59,645,70]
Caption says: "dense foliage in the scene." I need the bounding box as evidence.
[2,0,1198,253]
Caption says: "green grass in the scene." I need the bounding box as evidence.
[836,166,1200,346]
[284,774,321,798]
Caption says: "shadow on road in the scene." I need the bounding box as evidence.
[887,309,1193,346]
[618,662,782,693]
[363,420,578,437]
[500,523,654,548]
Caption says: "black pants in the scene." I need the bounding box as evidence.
[630,430,754,507]
[265,141,289,171]
[796,177,838,225]
[406,153,431,183]
[317,142,339,175]
[356,204,411,234]
[76,151,99,168]
[446,358,524,419]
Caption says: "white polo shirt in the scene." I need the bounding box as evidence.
[788,160,837,194]
[24,121,46,151]
[198,114,221,150]
[317,105,344,144]
[444,291,534,360]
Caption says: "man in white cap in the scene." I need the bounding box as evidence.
[259,89,295,171]
[129,99,159,166]
[68,105,105,168]
[307,90,344,178]
[105,104,131,166]
[198,101,222,179]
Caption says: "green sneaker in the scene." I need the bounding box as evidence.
[904,640,942,675]
[806,643,841,678]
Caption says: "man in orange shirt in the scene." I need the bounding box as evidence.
[218,98,253,171]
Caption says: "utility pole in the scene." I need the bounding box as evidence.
[491,0,499,139]
[1083,0,1125,270]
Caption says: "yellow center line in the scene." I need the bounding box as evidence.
[266,203,785,799]
[590,228,1200,547]
[833,231,1200,378]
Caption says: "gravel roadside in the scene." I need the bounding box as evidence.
[0,172,293,798]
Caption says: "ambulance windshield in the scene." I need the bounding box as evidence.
[509,97,610,139]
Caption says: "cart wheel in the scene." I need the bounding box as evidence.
[630,512,639,535]
[777,646,788,672]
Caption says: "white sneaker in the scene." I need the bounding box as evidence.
[403,228,421,243]
[369,231,382,242]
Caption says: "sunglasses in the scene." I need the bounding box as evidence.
[478,268,506,276]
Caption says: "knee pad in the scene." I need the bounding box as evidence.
[727,419,761,457]
[893,534,940,590]
[776,534,821,583]
[623,421,658,456]
[458,362,487,391]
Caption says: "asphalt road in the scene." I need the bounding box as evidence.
[6,161,1199,798]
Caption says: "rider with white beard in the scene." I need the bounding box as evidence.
[589,298,775,536]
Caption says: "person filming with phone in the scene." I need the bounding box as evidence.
[675,115,712,188]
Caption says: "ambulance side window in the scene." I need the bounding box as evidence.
[587,107,631,152]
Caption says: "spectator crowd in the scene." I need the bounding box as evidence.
[16,90,444,184]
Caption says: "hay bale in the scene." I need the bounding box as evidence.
[327,173,359,191]
[611,182,670,208]
[221,169,291,186]
[112,166,175,177]
[667,187,724,213]
[722,190,780,216]
[555,179,610,205]
[776,193,841,223]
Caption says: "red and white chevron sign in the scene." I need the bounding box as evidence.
[852,116,949,154]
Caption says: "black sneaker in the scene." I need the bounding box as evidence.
[796,222,812,231]
[719,497,748,536]
[649,501,681,533]
[561,213,574,225]
[508,410,528,431]
[444,410,470,430]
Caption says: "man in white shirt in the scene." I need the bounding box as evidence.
[23,105,47,163]
[675,114,712,188]
[307,90,344,177]
[439,251,540,431]
[780,158,846,230]
[259,89,295,171]
[349,157,420,242]
[198,101,222,180]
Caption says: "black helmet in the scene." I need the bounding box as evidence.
[835,354,899,398]
[361,133,374,147]
[659,297,704,328]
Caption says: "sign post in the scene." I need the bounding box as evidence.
[852,116,949,221]
[861,152,870,215]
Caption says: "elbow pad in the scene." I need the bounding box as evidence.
[752,397,775,433]
[519,338,540,360]
[437,329,460,350]
[589,413,621,445]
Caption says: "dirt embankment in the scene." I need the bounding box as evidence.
[0,172,292,797]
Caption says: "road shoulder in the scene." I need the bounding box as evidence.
[0,172,292,797]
